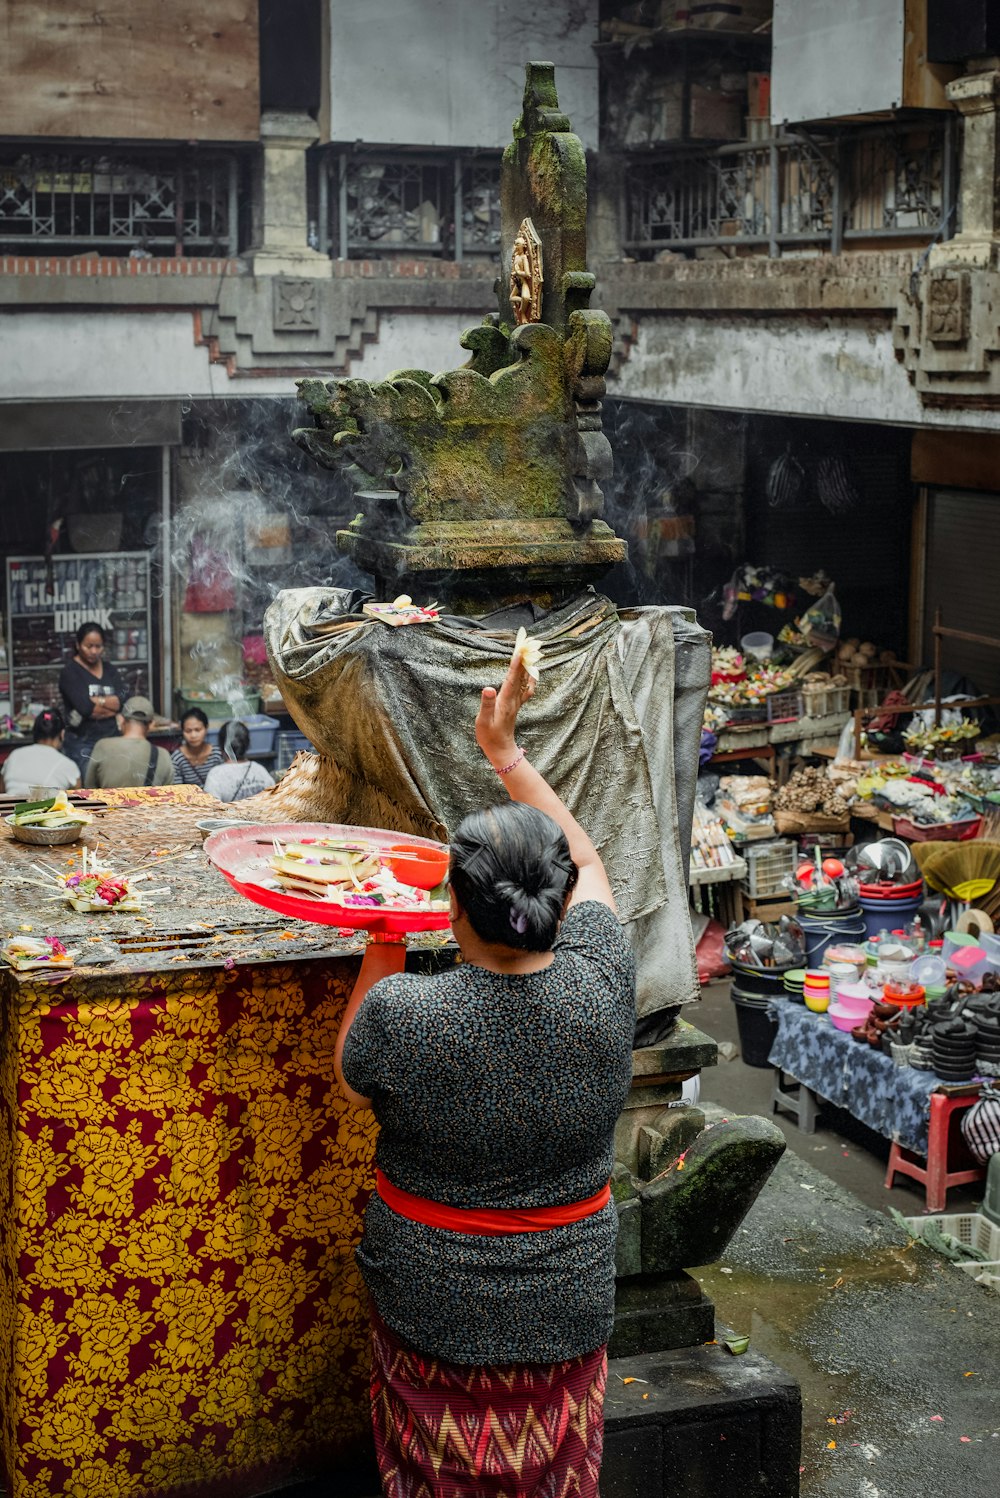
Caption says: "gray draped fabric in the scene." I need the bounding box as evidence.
[264,588,710,1017]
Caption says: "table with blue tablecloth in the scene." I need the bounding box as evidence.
[768,999,951,1156]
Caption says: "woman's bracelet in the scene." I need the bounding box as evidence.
[495,746,526,777]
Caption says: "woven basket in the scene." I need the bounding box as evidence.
[4,816,82,846]
[239,750,447,842]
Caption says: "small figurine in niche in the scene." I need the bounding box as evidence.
[509,218,543,324]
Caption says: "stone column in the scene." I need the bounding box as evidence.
[251,110,331,278]
[930,61,1000,270]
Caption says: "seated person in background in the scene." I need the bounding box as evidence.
[171,707,224,787]
[204,720,275,803]
[84,698,175,789]
[2,709,81,798]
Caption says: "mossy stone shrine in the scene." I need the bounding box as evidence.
[294,62,626,609]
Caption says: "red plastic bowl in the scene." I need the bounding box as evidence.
[858,880,924,900]
[882,980,926,1009]
[387,842,450,890]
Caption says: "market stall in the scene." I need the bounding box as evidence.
[0,787,442,1498]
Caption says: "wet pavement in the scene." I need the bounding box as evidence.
[694,978,998,1496]
[697,1137,1000,1497]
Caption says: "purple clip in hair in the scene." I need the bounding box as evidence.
[509,908,528,936]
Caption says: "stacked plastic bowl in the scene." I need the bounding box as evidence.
[782,968,806,1004]
[856,876,924,941]
[803,969,831,1013]
[828,981,875,1033]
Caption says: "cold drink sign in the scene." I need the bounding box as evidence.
[8,558,135,636]
[6,552,150,712]
[14,571,112,635]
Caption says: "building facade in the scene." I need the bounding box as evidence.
[1,0,998,713]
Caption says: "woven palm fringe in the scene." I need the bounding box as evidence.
[239,751,447,841]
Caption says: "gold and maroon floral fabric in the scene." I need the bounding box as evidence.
[0,955,374,1498]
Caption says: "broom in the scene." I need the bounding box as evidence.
[913,840,1000,904]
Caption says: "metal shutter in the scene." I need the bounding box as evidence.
[923,489,1000,696]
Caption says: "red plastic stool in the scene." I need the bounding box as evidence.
[884,1091,986,1214]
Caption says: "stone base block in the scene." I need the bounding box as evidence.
[336,517,626,606]
[610,1271,714,1358]
[602,1337,801,1498]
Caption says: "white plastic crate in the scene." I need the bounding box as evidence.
[802,682,851,718]
[741,839,796,899]
[904,1211,1000,1261]
[957,1261,1000,1292]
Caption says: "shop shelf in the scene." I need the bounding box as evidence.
[741,839,797,899]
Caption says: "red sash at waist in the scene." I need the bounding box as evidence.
[375,1168,611,1236]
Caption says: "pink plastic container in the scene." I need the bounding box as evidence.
[951,946,988,984]
[829,1003,864,1033]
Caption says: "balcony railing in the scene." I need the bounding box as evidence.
[318,150,501,261]
[624,119,957,258]
[0,148,242,256]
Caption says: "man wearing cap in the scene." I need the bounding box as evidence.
[84,697,175,789]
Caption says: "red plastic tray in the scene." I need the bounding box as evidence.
[892,815,983,844]
[204,821,452,936]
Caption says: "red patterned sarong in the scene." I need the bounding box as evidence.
[370,1309,607,1497]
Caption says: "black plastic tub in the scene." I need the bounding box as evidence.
[729,959,791,999]
[731,984,780,1068]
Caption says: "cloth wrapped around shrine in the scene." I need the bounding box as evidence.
[263,588,711,1028]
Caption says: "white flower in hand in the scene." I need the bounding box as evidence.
[512,626,542,681]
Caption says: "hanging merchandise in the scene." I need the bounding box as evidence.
[816,454,861,515]
[795,583,841,653]
[960,1082,1000,1166]
[721,563,794,620]
[184,538,237,613]
[766,447,805,510]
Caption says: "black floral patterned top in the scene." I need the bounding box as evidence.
[343,900,636,1365]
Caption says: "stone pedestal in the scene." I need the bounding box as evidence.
[602,1340,802,1498]
[610,1271,715,1357]
[251,110,332,279]
[613,1022,717,1175]
[929,64,1000,270]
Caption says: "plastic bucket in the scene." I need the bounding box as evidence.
[799,906,867,967]
[858,894,923,942]
[731,986,779,1069]
[729,960,791,999]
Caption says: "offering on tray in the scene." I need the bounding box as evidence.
[269,837,449,913]
[2,934,78,971]
[9,792,92,829]
[362,594,440,627]
[56,849,143,912]
[61,870,143,912]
